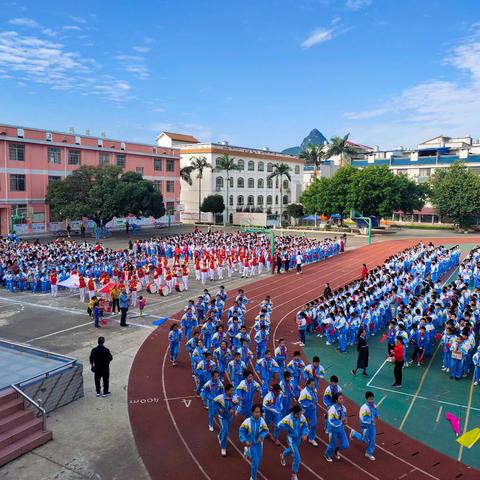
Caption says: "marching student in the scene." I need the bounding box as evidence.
[278,404,309,480]
[287,351,305,397]
[201,370,224,432]
[255,350,280,397]
[195,352,216,400]
[280,371,296,416]
[263,384,284,445]
[227,351,247,388]
[324,392,349,462]
[239,404,269,480]
[304,356,326,390]
[322,375,342,433]
[214,341,232,379]
[299,378,319,447]
[168,324,182,366]
[214,383,238,457]
[350,391,379,461]
[274,338,288,377]
[236,370,262,418]
[181,307,198,341]
[254,324,269,360]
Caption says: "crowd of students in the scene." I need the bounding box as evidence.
[167,242,480,480]
[0,230,342,297]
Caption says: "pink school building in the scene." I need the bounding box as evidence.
[0,124,181,236]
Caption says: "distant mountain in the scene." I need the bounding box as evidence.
[282,129,328,155]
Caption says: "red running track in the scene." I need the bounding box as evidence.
[128,238,480,480]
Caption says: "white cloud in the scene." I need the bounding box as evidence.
[69,16,87,24]
[63,25,82,31]
[115,54,149,80]
[8,18,39,28]
[344,30,480,147]
[154,107,165,113]
[301,28,334,48]
[133,45,150,53]
[0,30,131,102]
[345,0,372,11]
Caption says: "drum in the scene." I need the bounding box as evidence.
[159,285,170,296]
[146,283,157,294]
[175,282,185,292]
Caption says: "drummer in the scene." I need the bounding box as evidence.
[129,275,138,307]
[182,263,189,291]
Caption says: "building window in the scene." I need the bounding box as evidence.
[166,201,175,213]
[267,162,273,173]
[257,195,264,205]
[258,161,264,172]
[283,195,288,205]
[154,158,162,171]
[99,152,110,166]
[136,167,144,175]
[275,195,279,205]
[229,177,234,188]
[276,178,279,188]
[267,178,273,189]
[294,165,300,174]
[247,195,254,206]
[153,180,162,192]
[419,168,431,176]
[237,177,244,188]
[17,128,24,138]
[237,159,244,170]
[237,195,244,206]
[247,178,254,188]
[258,178,264,189]
[68,150,81,165]
[116,154,126,168]
[9,143,25,161]
[216,177,224,190]
[48,175,61,185]
[216,157,223,167]
[166,159,175,172]
[229,195,234,206]
[266,195,272,205]
[47,147,61,164]
[248,160,254,171]
[10,174,26,191]
[166,180,175,193]
[283,179,289,189]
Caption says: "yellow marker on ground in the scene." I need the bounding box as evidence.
[456,427,480,449]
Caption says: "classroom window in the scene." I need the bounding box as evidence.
[153,180,162,192]
[9,143,25,161]
[229,177,234,188]
[47,147,61,164]
[166,180,175,193]
[294,165,300,174]
[257,195,263,205]
[257,178,264,188]
[237,195,244,206]
[166,159,175,172]
[266,195,272,205]
[10,174,26,191]
[166,201,175,213]
[154,158,162,171]
[116,154,126,168]
[215,157,222,167]
[283,195,288,205]
[267,162,273,172]
[48,175,61,185]
[247,195,254,206]
[216,177,224,190]
[248,160,255,171]
[257,161,264,172]
[237,177,244,188]
[237,159,244,170]
[99,153,110,166]
[267,178,273,189]
[136,167,144,175]
[68,150,81,165]
[419,168,431,176]
[283,179,289,189]
[229,195,234,206]
[247,178,254,188]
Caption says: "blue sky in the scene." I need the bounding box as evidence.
[0,0,479,150]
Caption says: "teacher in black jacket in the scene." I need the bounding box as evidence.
[89,336,113,397]
[352,328,369,376]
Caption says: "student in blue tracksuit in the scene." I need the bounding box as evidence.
[298,378,319,447]
[350,391,379,461]
[322,375,342,433]
[287,351,305,397]
[201,370,224,432]
[303,356,325,390]
[274,338,288,377]
[255,350,280,397]
[254,325,269,360]
[168,324,182,365]
[278,404,309,480]
[181,308,197,340]
[324,392,349,462]
[263,384,284,444]
[239,404,269,480]
[214,383,238,456]
[195,352,216,399]
[236,371,262,417]
[227,352,247,388]
[280,371,296,417]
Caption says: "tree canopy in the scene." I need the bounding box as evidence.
[300,165,428,218]
[429,162,480,228]
[287,203,304,219]
[46,165,165,226]
[200,194,225,214]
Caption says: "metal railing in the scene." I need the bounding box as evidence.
[10,384,47,431]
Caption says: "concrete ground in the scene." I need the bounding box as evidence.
[0,225,478,479]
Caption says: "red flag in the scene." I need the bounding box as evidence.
[379,333,388,343]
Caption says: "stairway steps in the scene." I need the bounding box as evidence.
[0,430,52,467]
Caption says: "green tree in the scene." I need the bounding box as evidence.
[286,203,304,225]
[214,154,241,225]
[429,162,480,228]
[325,133,357,166]
[267,162,291,226]
[299,143,325,178]
[300,177,331,215]
[179,156,213,222]
[46,165,165,227]
[200,194,225,215]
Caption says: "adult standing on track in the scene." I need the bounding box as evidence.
[352,327,369,376]
[295,251,303,275]
[119,290,129,327]
[110,285,120,313]
[89,336,112,397]
[361,263,368,280]
[391,336,405,387]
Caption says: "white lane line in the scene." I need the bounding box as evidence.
[376,395,387,407]
[366,359,388,387]
[435,406,443,423]
[0,297,85,315]
[163,395,198,401]
[28,322,92,341]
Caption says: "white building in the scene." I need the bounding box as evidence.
[157,133,304,224]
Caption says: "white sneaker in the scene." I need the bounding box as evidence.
[326,342,331,346]
[280,453,286,466]
[292,474,298,480]
[221,448,226,457]
[349,429,356,440]
[209,425,214,432]
[474,382,478,386]
[308,439,319,447]
[324,455,332,463]
[365,453,375,461]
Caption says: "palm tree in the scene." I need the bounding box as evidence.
[180,156,213,222]
[215,154,241,225]
[267,162,291,227]
[325,133,357,166]
[299,143,325,178]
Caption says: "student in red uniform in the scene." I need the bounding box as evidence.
[87,276,96,300]
[361,264,368,280]
[182,263,189,290]
[78,274,86,302]
[50,270,58,297]
[390,336,405,387]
